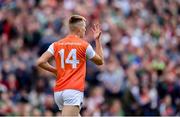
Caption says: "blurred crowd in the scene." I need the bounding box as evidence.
[0,0,180,116]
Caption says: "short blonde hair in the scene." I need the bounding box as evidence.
[69,15,86,31]
[69,15,86,24]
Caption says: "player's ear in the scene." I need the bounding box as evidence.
[77,26,82,32]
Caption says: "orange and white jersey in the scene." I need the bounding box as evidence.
[47,35,95,92]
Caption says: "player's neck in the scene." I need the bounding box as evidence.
[69,32,82,38]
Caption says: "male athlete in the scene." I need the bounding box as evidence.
[36,15,104,116]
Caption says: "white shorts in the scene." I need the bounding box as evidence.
[54,89,84,110]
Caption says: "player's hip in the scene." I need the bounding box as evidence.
[54,89,84,110]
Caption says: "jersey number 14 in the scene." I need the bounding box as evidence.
[59,49,79,69]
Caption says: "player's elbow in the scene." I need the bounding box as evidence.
[36,58,44,67]
[91,55,104,65]
[96,59,104,65]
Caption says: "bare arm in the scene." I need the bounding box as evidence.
[36,51,57,76]
[90,24,104,65]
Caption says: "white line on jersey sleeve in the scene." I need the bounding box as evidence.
[86,44,96,60]
[47,43,54,55]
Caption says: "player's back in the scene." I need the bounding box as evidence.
[53,35,89,92]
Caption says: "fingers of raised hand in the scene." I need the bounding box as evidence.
[95,24,100,31]
[96,23,100,29]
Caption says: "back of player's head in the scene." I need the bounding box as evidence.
[69,15,86,24]
[69,15,86,32]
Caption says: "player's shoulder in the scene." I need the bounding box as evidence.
[78,38,89,46]
[70,36,89,48]
[53,36,89,49]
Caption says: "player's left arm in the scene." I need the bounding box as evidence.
[36,51,57,76]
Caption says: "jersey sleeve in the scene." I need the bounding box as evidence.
[86,44,96,59]
[47,43,54,55]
